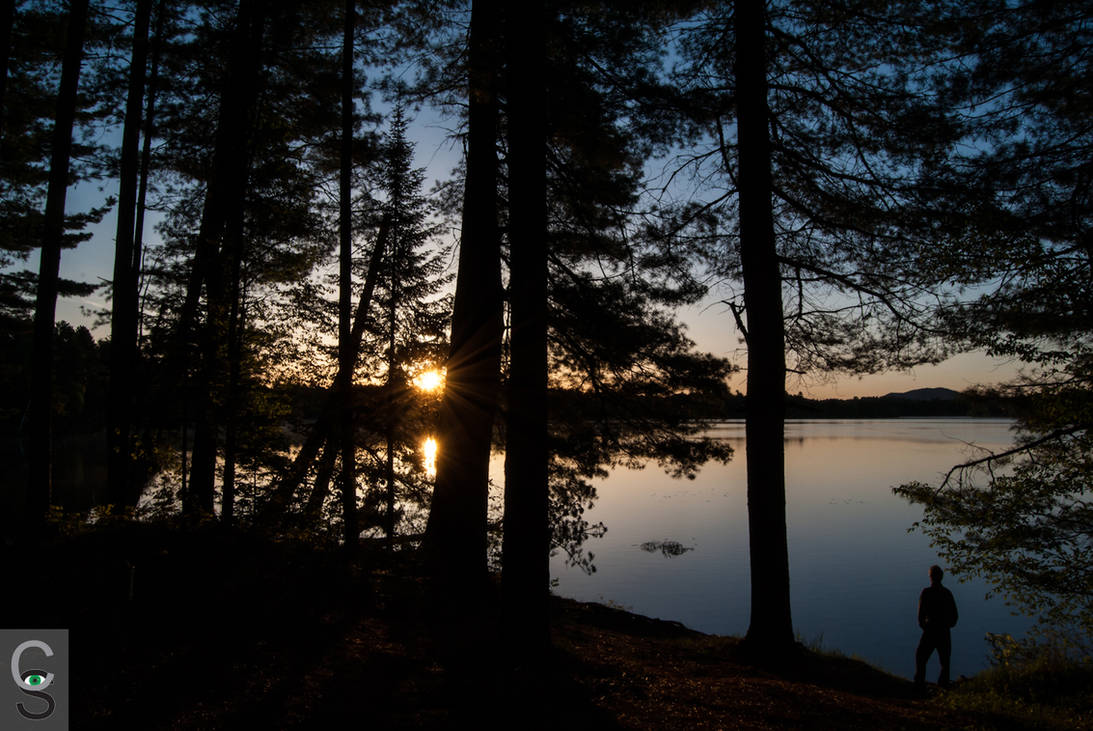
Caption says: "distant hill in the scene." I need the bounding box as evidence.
[880,387,961,401]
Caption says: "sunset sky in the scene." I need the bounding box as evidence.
[44,111,1021,401]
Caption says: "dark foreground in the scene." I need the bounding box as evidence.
[0,523,1079,729]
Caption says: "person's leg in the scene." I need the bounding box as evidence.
[937,630,952,688]
[914,632,933,687]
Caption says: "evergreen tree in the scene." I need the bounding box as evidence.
[502,0,549,657]
[671,0,988,653]
[359,104,450,548]
[26,0,91,527]
[136,0,377,518]
[1,0,105,333]
[414,0,736,608]
[423,0,502,589]
[107,0,153,508]
[337,0,356,548]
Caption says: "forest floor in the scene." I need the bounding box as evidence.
[4,521,1085,729]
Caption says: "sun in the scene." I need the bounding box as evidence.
[414,368,445,392]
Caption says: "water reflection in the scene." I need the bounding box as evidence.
[550,418,1031,679]
[422,436,438,478]
[639,540,695,558]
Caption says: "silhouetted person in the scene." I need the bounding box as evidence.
[914,564,958,689]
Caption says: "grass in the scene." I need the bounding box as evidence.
[940,649,1093,730]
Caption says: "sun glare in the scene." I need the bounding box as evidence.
[423,437,438,478]
[414,369,445,392]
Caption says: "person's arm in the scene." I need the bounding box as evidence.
[948,589,958,628]
[918,589,927,629]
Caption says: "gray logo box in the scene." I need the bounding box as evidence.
[1,630,68,730]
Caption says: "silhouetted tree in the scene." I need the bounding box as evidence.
[0,0,12,141]
[670,0,987,653]
[1,2,102,335]
[107,0,153,508]
[423,0,503,589]
[502,0,550,657]
[184,0,266,516]
[338,0,357,549]
[359,105,449,547]
[732,0,792,652]
[26,0,90,527]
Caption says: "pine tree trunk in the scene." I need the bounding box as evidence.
[735,0,794,654]
[385,214,398,550]
[134,1,166,351]
[186,0,264,516]
[385,422,395,549]
[502,0,550,656]
[222,274,245,525]
[302,436,336,520]
[0,0,14,145]
[423,0,503,588]
[338,0,357,551]
[26,0,89,527]
[107,0,152,508]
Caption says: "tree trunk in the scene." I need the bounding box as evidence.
[338,0,357,551]
[423,0,503,589]
[385,201,398,550]
[302,435,337,521]
[222,272,245,525]
[107,0,152,508]
[186,0,264,516]
[180,407,188,499]
[134,0,166,351]
[385,421,396,549]
[259,218,388,523]
[0,0,14,145]
[502,0,550,657]
[26,0,89,527]
[735,0,794,653]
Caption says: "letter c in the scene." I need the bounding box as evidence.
[11,640,54,691]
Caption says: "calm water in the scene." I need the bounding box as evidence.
[548,418,1034,679]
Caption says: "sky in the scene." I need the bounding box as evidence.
[41,103,1022,401]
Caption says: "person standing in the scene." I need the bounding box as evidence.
[915,564,959,689]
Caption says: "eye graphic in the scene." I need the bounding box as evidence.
[24,674,45,687]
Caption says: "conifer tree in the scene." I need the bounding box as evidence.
[502,0,549,656]
[337,0,357,548]
[26,0,91,527]
[107,0,153,508]
[672,0,984,653]
[361,104,450,547]
[423,0,503,588]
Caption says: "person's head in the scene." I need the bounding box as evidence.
[929,565,944,584]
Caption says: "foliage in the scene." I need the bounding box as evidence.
[0,320,107,432]
[895,393,1093,652]
[666,1,985,378]
[895,0,1093,654]
[939,633,1093,730]
[0,0,109,330]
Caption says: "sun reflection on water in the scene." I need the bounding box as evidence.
[423,436,438,478]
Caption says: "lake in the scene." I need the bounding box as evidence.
[6,418,1034,679]
[547,418,1034,679]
